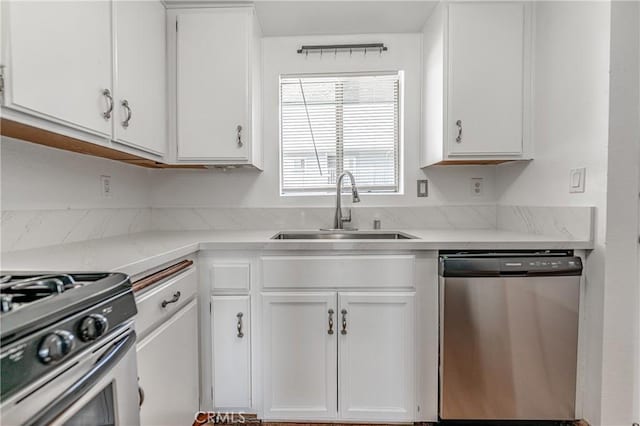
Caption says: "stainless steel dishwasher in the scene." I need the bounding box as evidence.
[439,251,583,421]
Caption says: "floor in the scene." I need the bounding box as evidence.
[194,418,586,426]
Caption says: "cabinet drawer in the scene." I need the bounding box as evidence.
[210,263,251,292]
[135,266,197,338]
[261,255,415,289]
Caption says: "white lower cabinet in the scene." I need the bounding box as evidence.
[262,292,338,420]
[339,292,415,421]
[212,295,251,410]
[262,291,415,422]
[137,299,200,426]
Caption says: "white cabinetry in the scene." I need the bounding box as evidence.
[212,295,251,409]
[338,292,415,421]
[2,0,167,160]
[262,293,338,421]
[205,258,255,414]
[137,299,199,426]
[169,7,262,167]
[3,1,113,136]
[262,290,416,422]
[135,263,200,426]
[421,2,532,166]
[113,0,167,156]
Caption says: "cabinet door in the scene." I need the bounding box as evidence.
[212,295,251,410]
[6,1,112,136]
[114,0,166,156]
[262,292,337,420]
[137,299,199,426]
[176,9,250,161]
[338,292,415,421]
[448,2,525,155]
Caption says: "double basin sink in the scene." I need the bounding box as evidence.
[271,230,416,240]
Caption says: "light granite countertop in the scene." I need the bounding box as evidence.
[0,229,594,278]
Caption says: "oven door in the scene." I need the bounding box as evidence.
[2,324,140,426]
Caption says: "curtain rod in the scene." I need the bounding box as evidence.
[297,43,388,55]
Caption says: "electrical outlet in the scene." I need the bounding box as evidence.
[417,180,429,197]
[569,168,586,193]
[471,177,483,197]
[100,175,112,198]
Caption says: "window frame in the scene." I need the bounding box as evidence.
[278,71,404,197]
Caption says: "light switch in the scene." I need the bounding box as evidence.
[569,168,586,193]
[417,180,428,197]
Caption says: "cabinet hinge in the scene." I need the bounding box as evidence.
[0,65,5,96]
[209,302,212,314]
[176,20,178,32]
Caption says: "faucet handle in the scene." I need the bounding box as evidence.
[341,208,352,223]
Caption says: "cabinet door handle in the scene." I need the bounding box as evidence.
[328,309,334,335]
[455,119,463,143]
[138,385,145,408]
[102,89,113,119]
[341,309,348,335]
[121,99,132,128]
[236,125,243,147]
[236,312,244,338]
[161,291,181,308]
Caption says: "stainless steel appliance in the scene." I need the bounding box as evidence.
[439,251,582,421]
[0,272,139,426]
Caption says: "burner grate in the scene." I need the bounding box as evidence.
[0,274,81,313]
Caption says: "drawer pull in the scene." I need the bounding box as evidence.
[341,309,348,335]
[161,291,181,308]
[236,312,244,338]
[328,309,334,335]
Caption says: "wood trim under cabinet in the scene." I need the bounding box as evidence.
[432,159,518,165]
[132,259,194,293]
[0,118,207,169]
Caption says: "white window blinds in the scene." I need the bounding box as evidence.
[280,72,401,195]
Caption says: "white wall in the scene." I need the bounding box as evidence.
[495,2,616,425]
[151,33,496,208]
[1,136,153,210]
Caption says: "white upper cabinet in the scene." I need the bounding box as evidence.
[113,0,167,156]
[170,7,263,167]
[421,2,532,166]
[4,1,113,136]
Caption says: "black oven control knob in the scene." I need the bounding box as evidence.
[78,314,109,342]
[38,330,76,364]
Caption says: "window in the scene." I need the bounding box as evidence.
[280,72,402,195]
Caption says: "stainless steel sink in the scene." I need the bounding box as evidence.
[271,231,417,240]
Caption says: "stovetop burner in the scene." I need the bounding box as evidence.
[0,271,136,404]
[0,272,131,346]
[0,273,108,314]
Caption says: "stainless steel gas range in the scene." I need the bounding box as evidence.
[0,272,140,426]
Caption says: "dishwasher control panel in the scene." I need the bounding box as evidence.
[440,253,583,277]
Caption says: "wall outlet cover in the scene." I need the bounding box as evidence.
[100,175,112,198]
[569,168,586,193]
[470,177,483,197]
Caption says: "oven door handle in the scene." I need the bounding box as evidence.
[25,329,136,426]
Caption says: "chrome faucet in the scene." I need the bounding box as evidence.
[333,171,360,229]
